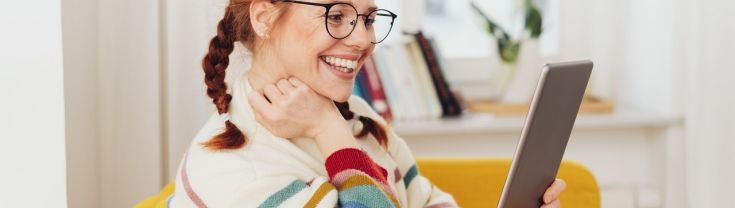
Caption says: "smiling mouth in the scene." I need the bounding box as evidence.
[320,55,358,73]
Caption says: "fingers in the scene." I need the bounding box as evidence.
[263,84,284,103]
[540,199,560,208]
[264,78,299,103]
[249,78,297,121]
[288,77,305,87]
[248,91,273,118]
[276,79,296,94]
[544,179,567,204]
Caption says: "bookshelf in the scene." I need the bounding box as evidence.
[467,97,616,116]
[392,110,679,138]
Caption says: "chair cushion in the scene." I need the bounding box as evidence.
[416,158,600,208]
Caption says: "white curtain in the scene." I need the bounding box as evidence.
[686,0,735,207]
[685,0,735,207]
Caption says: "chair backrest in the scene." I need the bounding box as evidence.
[416,157,600,208]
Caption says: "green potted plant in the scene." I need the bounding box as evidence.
[471,0,546,103]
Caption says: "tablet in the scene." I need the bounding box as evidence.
[497,60,593,208]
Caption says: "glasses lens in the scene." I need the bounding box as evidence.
[367,9,394,43]
[326,3,358,39]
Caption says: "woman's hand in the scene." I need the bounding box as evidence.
[248,77,342,139]
[248,77,359,157]
[541,178,566,208]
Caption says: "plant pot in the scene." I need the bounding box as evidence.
[497,40,544,104]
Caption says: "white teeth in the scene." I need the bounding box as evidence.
[322,56,358,70]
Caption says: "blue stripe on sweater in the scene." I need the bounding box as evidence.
[166,194,173,207]
[403,164,418,188]
[258,180,307,208]
[343,201,371,208]
[339,185,397,208]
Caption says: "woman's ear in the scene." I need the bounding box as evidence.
[250,0,278,38]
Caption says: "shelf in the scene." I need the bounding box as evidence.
[468,97,616,115]
[391,110,682,137]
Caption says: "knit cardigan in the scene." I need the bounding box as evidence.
[169,74,457,208]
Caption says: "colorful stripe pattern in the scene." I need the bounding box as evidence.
[326,148,400,207]
[252,149,433,207]
[403,164,419,189]
[258,180,308,208]
[303,182,336,207]
[255,148,400,207]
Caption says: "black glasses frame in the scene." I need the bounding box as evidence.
[280,0,398,44]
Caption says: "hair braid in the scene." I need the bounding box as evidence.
[335,101,389,148]
[202,7,247,150]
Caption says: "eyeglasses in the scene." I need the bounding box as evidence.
[279,0,397,44]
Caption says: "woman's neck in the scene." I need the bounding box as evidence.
[247,56,288,92]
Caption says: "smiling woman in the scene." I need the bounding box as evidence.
[167,0,463,207]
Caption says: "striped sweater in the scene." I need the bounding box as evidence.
[169,74,457,208]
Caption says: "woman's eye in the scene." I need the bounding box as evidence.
[365,18,376,27]
[327,14,344,22]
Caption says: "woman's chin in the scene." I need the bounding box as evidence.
[330,93,352,103]
[320,88,353,103]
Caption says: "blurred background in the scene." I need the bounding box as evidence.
[1,0,734,207]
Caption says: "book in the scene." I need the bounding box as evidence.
[355,68,373,105]
[353,78,364,98]
[407,37,443,119]
[372,47,404,121]
[415,32,463,116]
[380,42,425,120]
[361,56,393,121]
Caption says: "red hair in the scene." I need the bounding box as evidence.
[202,0,388,150]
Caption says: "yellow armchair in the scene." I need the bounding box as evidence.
[416,158,600,208]
[136,158,600,208]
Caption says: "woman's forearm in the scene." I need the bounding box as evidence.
[313,118,361,159]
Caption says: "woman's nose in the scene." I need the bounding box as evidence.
[343,18,373,50]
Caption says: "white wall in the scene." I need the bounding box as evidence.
[0,1,69,207]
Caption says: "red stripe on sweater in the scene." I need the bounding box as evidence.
[325,148,388,184]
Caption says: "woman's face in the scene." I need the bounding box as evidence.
[272,0,377,102]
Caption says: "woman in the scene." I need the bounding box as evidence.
[170,0,566,207]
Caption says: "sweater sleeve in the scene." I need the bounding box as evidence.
[222,148,400,208]
[348,96,458,208]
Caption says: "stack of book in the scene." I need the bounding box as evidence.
[354,31,463,122]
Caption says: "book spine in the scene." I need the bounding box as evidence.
[407,37,442,119]
[372,47,404,121]
[415,32,463,116]
[361,56,393,122]
[386,43,424,120]
[356,67,373,105]
[353,78,364,98]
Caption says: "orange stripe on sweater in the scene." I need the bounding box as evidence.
[303,182,335,208]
